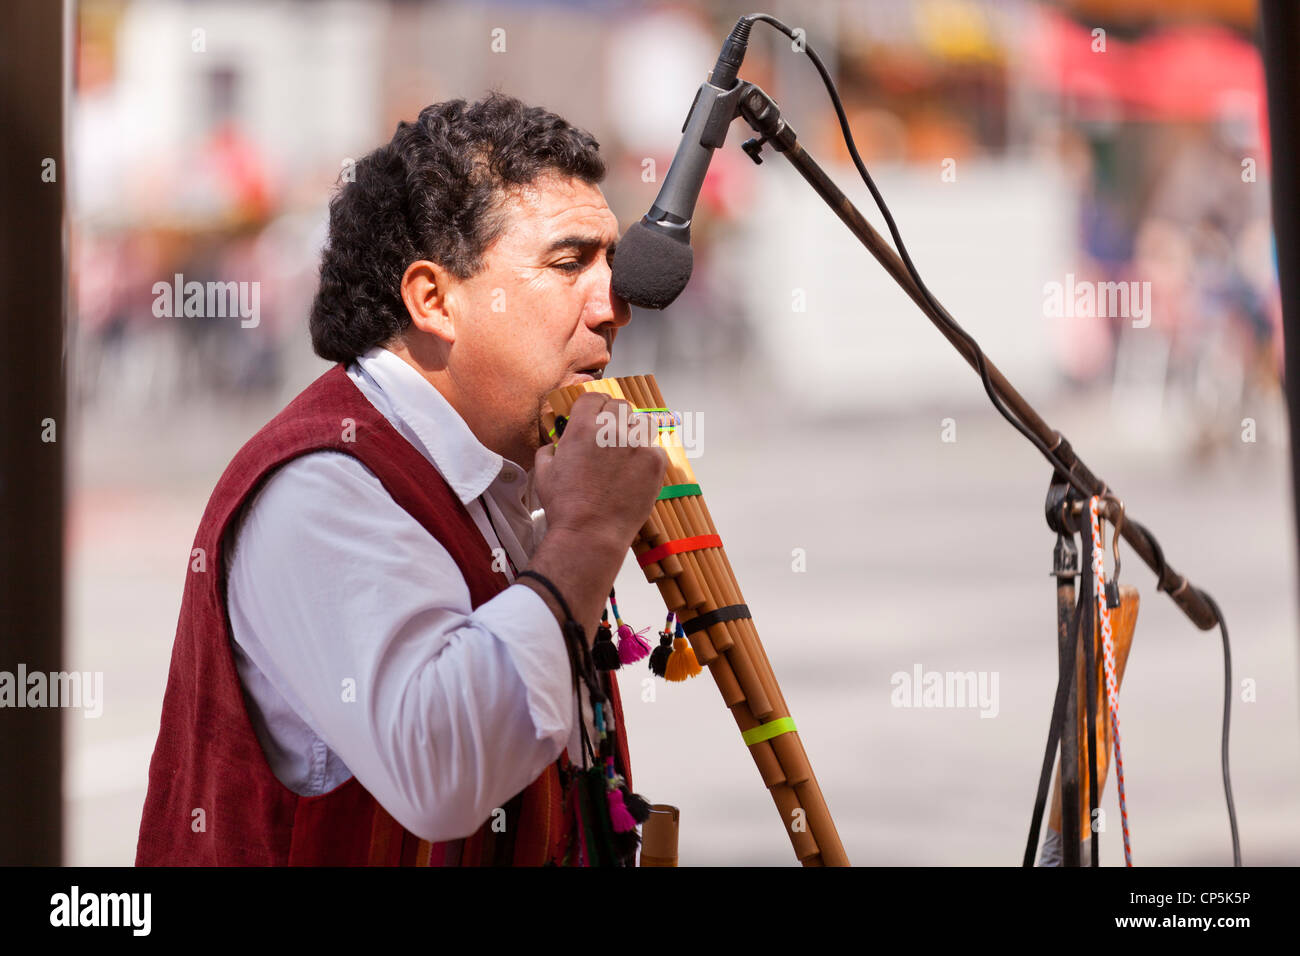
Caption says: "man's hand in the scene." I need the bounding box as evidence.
[521,393,667,648]
[533,392,667,554]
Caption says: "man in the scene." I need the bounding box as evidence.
[137,93,666,865]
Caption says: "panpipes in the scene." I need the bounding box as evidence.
[543,373,849,867]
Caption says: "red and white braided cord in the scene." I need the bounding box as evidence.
[1089,495,1133,866]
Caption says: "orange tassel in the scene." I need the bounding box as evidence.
[664,636,702,681]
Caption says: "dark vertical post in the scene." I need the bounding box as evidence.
[1260,3,1300,630]
[0,0,66,864]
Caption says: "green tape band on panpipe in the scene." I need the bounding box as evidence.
[742,717,797,746]
[657,483,701,500]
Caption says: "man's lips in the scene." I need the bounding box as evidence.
[572,357,610,380]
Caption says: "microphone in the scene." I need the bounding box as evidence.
[611,19,754,310]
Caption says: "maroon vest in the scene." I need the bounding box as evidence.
[136,364,631,865]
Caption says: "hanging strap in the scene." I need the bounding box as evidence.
[1023,555,1088,866]
[1088,496,1133,866]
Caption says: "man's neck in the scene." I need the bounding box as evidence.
[383,341,538,471]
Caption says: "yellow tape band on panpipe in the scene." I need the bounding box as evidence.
[634,407,680,432]
[742,717,797,746]
[657,483,701,500]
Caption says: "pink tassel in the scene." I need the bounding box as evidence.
[607,787,638,832]
[617,624,651,664]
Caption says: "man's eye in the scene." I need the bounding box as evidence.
[553,260,583,273]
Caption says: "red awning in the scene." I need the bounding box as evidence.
[1025,10,1264,124]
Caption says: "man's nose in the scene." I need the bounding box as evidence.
[587,260,632,330]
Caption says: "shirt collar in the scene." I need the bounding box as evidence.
[353,346,523,506]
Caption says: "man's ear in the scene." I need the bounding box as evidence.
[400,260,456,343]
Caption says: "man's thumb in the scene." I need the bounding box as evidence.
[533,442,556,486]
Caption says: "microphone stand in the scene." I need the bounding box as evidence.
[721,79,1223,863]
[729,80,1217,631]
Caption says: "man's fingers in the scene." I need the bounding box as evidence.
[568,392,615,419]
[564,393,632,444]
[533,442,556,486]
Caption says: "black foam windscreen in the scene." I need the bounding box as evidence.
[611,220,694,310]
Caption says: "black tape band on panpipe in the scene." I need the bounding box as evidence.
[681,604,751,636]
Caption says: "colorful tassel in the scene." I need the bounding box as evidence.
[591,608,621,671]
[603,758,639,835]
[616,624,652,664]
[622,789,653,824]
[609,588,651,663]
[665,621,702,681]
[607,788,638,832]
[648,612,675,678]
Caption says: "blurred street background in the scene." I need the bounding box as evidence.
[67,0,1297,864]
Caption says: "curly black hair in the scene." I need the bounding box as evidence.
[309,92,606,364]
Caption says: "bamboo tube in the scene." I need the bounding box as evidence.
[794,774,850,866]
[771,782,821,862]
[639,805,680,866]
[620,378,774,717]
[676,501,781,719]
[665,498,738,652]
[619,377,725,649]
[653,576,689,624]
[545,374,849,867]
[653,448,790,753]
[681,491,806,761]
[702,641,746,707]
[648,487,710,610]
[639,373,839,860]
[636,385,840,851]
[624,379,754,668]
[615,382,795,783]
[631,537,665,583]
[729,702,787,787]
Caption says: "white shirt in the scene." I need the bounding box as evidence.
[224,346,594,843]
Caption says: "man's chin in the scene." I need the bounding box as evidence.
[536,406,552,448]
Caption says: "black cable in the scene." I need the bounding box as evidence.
[741,15,1088,500]
[1196,588,1243,866]
[740,12,1241,865]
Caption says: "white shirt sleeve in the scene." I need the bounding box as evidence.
[225,450,576,843]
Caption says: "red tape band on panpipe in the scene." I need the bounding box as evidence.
[636,534,723,568]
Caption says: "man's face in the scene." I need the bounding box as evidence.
[444,171,629,442]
